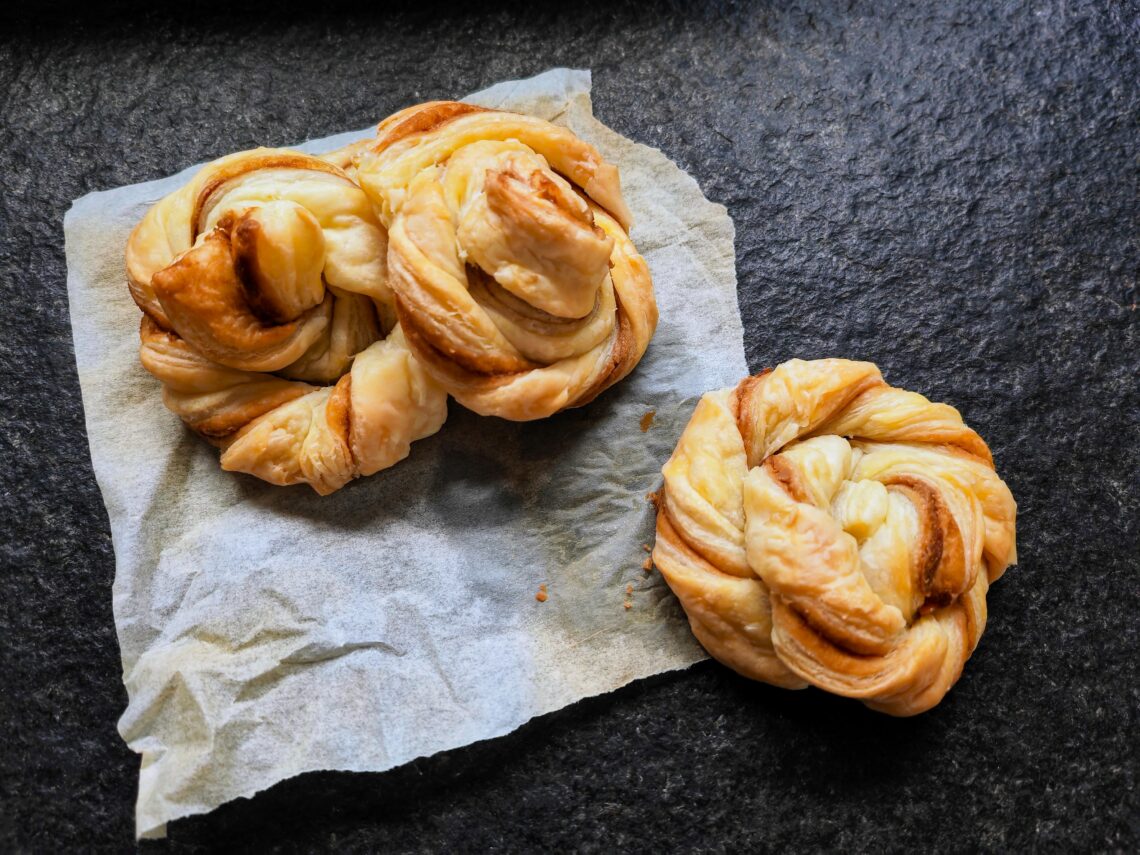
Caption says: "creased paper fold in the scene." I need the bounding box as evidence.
[63,68,744,839]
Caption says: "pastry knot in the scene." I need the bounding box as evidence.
[125,149,447,494]
[353,102,658,420]
[653,358,1017,715]
[150,202,335,374]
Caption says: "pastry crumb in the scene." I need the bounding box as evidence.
[642,556,653,572]
[625,583,634,595]
[639,409,656,432]
[535,583,548,603]
[641,543,651,553]
[646,489,661,505]
[623,600,633,610]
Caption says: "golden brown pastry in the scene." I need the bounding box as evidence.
[353,102,658,420]
[653,359,1017,715]
[126,148,447,494]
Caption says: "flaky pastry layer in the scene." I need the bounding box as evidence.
[653,359,1017,715]
[126,148,446,494]
[353,102,658,420]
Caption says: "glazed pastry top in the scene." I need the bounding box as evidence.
[654,359,1017,715]
[125,148,446,494]
[353,102,657,421]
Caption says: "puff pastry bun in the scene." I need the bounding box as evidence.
[354,102,658,420]
[126,148,447,494]
[653,359,1017,715]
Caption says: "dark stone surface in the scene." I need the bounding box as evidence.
[1,1,1137,850]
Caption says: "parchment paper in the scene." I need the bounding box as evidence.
[63,68,745,839]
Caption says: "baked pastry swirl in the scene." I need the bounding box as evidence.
[653,359,1017,715]
[126,148,447,494]
[353,102,658,420]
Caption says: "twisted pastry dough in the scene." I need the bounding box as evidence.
[354,102,658,420]
[653,359,1017,715]
[126,148,447,494]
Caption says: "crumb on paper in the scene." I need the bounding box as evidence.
[642,543,651,553]
[639,410,656,432]
[625,583,634,595]
[642,556,653,572]
[623,600,633,610]
[535,583,548,603]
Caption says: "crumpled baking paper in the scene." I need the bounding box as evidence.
[63,68,745,839]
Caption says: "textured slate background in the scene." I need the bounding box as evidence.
[1,1,1137,851]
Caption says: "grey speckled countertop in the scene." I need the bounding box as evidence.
[1,1,1137,851]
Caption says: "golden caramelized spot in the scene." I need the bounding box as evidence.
[326,374,354,453]
[762,454,811,504]
[731,369,771,453]
[190,153,347,241]
[372,101,490,153]
[466,265,596,328]
[828,384,996,466]
[485,166,602,249]
[394,294,539,378]
[230,203,327,324]
[139,313,173,346]
[568,290,636,410]
[190,386,314,441]
[884,474,967,608]
[132,284,175,331]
